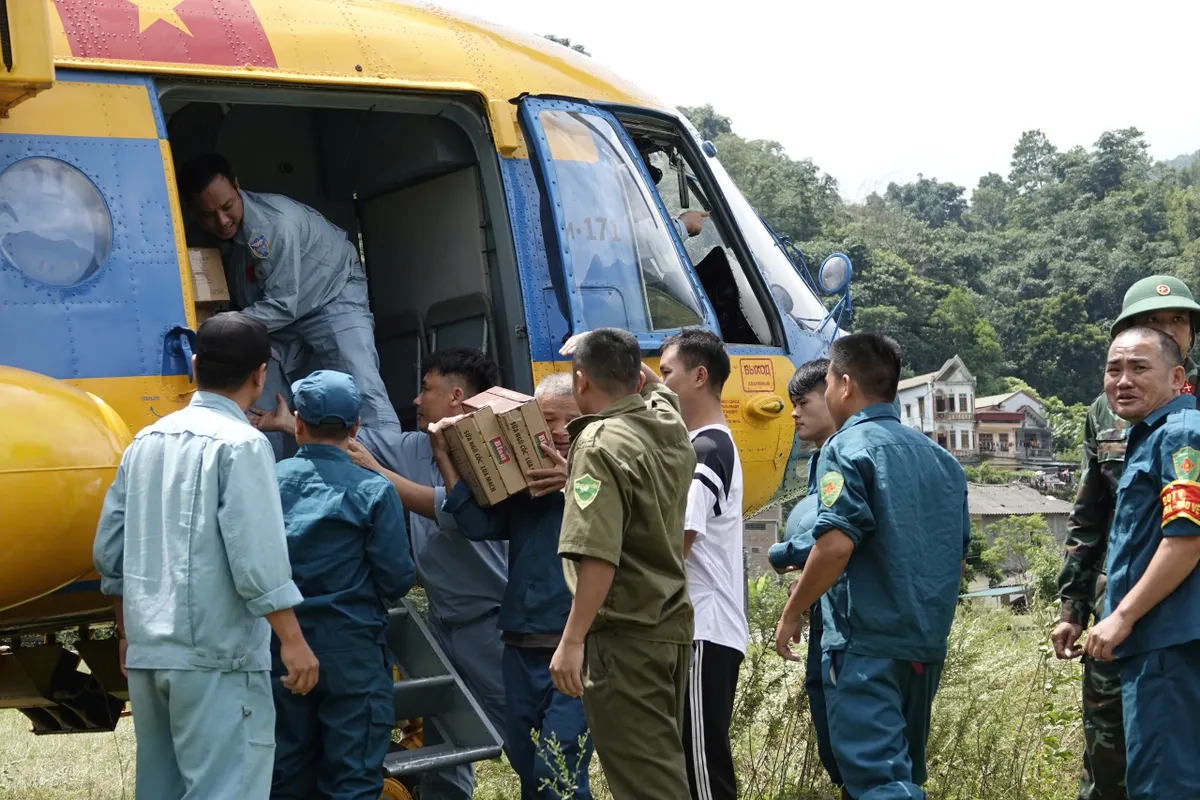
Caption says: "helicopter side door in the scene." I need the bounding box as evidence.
[517,97,718,345]
[516,96,797,515]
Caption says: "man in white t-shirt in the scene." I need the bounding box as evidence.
[658,328,747,800]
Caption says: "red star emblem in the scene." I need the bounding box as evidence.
[1157,284,1171,295]
[1183,458,1195,475]
[53,0,278,68]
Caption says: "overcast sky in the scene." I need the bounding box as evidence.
[428,0,1200,202]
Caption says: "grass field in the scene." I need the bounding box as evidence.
[0,711,136,799]
[0,582,1084,799]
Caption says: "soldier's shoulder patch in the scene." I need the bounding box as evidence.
[819,471,844,507]
[249,234,270,259]
[573,474,601,509]
[1172,446,1200,482]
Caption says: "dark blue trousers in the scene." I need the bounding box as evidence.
[502,644,593,799]
[1120,640,1200,800]
[823,650,943,800]
[270,645,394,800]
[805,607,843,789]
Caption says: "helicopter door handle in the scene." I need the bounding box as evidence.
[163,326,197,383]
[741,394,786,429]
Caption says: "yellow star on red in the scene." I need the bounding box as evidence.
[128,0,193,36]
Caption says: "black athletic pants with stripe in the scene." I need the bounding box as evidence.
[683,640,744,800]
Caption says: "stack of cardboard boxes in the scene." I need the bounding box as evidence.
[188,248,228,325]
[443,386,558,506]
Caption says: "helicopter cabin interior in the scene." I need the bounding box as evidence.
[158,83,782,430]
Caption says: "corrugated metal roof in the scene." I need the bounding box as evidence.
[960,585,1029,599]
[975,391,1017,408]
[897,370,938,391]
[968,483,1074,517]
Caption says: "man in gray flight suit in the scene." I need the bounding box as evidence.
[177,153,399,456]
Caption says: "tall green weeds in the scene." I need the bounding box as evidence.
[478,577,1084,800]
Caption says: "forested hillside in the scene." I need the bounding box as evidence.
[680,105,1200,415]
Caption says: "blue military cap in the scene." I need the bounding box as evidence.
[291,370,362,427]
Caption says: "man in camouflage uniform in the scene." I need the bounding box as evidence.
[1051,275,1200,800]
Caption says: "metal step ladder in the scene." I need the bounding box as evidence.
[382,600,503,780]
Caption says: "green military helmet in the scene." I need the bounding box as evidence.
[1110,275,1200,338]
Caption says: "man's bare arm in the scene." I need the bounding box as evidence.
[563,557,617,644]
[1087,534,1200,661]
[782,530,855,623]
[378,468,437,520]
[1113,536,1200,625]
[774,530,853,661]
[346,439,437,519]
[550,557,617,697]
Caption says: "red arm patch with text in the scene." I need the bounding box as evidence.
[1161,480,1200,527]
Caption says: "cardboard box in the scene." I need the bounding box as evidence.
[188,248,229,304]
[443,407,527,507]
[464,387,556,479]
[470,405,528,495]
[442,421,495,506]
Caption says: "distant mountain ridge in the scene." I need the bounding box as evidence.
[1164,151,1197,171]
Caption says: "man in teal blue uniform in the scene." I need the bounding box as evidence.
[252,349,509,800]
[773,332,970,800]
[436,372,593,800]
[768,358,844,796]
[270,370,416,800]
[1085,326,1200,800]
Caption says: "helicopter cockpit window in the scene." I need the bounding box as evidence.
[537,109,704,332]
[645,149,773,346]
[0,158,113,287]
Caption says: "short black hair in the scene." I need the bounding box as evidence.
[828,333,902,402]
[661,327,730,395]
[423,348,501,397]
[194,313,269,392]
[1115,325,1184,367]
[788,358,830,401]
[178,153,237,203]
[196,359,262,392]
[304,420,354,442]
[575,328,642,395]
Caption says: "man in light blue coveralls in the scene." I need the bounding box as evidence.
[436,372,593,800]
[270,370,416,800]
[93,313,320,800]
[773,333,970,800]
[768,358,845,798]
[177,153,399,456]
[254,347,509,800]
[1085,326,1200,800]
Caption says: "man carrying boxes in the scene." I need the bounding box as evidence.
[252,348,509,800]
[431,373,594,799]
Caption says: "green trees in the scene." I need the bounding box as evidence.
[679,106,1200,456]
[979,515,1061,600]
[541,35,590,56]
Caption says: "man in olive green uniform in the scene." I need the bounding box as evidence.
[1052,275,1200,800]
[549,328,696,800]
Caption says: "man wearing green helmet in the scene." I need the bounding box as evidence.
[1050,275,1200,799]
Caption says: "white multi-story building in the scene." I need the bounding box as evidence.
[896,356,977,459]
